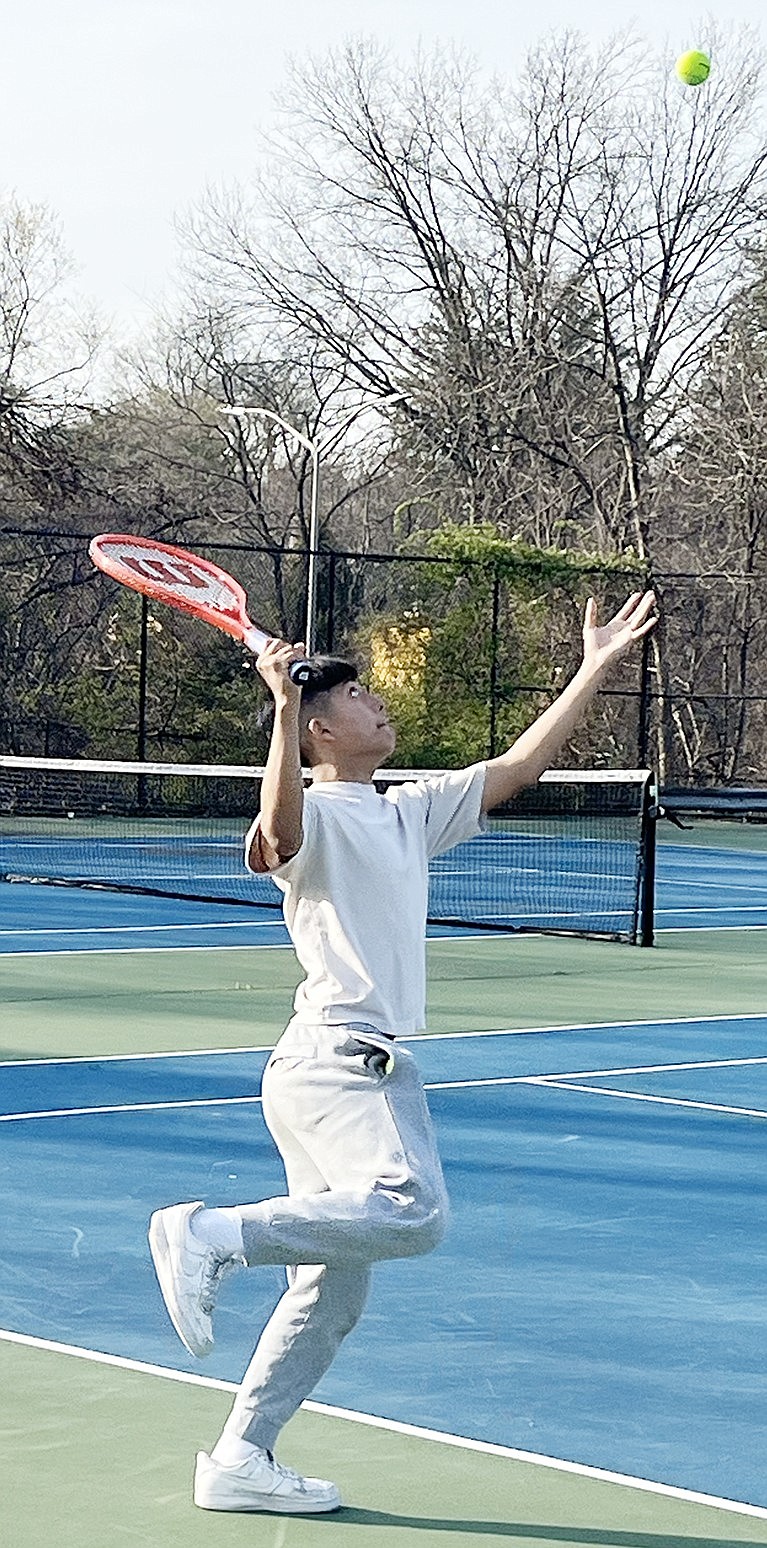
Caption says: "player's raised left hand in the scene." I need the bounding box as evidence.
[582,592,657,676]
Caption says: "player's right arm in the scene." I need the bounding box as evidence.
[247,638,306,873]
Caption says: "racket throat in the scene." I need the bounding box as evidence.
[242,624,271,655]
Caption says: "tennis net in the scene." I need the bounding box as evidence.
[0,756,654,943]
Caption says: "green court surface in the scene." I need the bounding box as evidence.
[3,928,767,1544]
[4,1335,767,1548]
[2,930,766,1062]
[657,820,767,855]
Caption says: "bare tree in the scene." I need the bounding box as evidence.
[0,195,101,489]
[659,287,767,781]
[180,32,767,557]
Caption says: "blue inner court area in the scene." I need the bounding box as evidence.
[2,1020,767,1509]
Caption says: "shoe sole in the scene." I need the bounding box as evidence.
[148,1206,212,1359]
[194,1493,341,1514]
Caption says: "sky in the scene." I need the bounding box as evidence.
[4,0,766,353]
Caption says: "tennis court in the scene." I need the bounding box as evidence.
[2,783,767,1546]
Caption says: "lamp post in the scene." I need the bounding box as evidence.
[224,394,405,656]
[223,405,321,655]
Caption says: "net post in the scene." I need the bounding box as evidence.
[637,774,657,947]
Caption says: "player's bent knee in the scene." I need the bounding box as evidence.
[370,1182,450,1257]
[408,1198,449,1256]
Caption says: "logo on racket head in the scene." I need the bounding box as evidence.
[110,545,238,616]
[122,554,210,591]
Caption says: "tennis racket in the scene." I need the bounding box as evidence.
[89,533,317,685]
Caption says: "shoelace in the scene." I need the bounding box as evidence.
[270,1460,311,1491]
[199,1252,245,1315]
[216,1450,314,1493]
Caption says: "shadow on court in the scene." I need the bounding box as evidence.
[333,1514,759,1546]
[0,1048,53,1061]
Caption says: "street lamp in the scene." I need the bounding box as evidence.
[223,394,405,656]
[223,404,321,655]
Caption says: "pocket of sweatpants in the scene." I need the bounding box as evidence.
[342,1037,396,1079]
[262,1053,308,1090]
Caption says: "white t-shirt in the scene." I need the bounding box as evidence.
[245,765,487,1037]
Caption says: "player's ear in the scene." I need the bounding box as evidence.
[306,714,333,743]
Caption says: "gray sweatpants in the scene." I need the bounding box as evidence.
[222,1022,450,1452]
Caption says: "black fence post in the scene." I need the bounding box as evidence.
[326,551,337,654]
[489,567,500,758]
[137,593,149,763]
[638,628,652,769]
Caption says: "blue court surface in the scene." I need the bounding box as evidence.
[656,837,767,931]
[2,818,767,1522]
[2,1017,767,1511]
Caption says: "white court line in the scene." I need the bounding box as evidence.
[0,942,296,958]
[5,1059,767,1124]
[409,1013,767,1042]
[0,931,699,953]
[525,1055,767,1079]
[425,1055,767,1090]
[664,855,767,868]
[657,923,767,933]
[663,891,767,903]
[660,885,767,897]
[0,1043,275,1068]
[3,914,763,955]
[0,1094,265,1124]
[5,922,765,954]
[1,1010,766,1068]
[534,1080,767,1121]
[1,1328,765,1521]
[0,1046,275,1071]
[0,921,284,936]
[656,905,767,916]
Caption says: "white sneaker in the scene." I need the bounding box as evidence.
[193,1449,341,1514]
[147,1201,244,1358]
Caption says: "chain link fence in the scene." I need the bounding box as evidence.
[1,528,764,784]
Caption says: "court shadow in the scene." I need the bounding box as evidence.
[323,1511,758,1547]
[0,1049,56,1061]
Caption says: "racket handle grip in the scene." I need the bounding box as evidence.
[242,626,317,688]
[288,659,317,686]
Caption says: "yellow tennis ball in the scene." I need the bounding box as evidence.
[675,50,711,86]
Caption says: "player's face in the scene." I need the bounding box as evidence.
[323,680,397,760]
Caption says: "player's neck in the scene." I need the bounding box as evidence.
[309,755,378,785]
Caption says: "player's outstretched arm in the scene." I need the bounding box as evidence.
[481,591,657,814]
[248,638,307,872]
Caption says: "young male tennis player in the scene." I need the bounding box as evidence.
[149,589,656,1515]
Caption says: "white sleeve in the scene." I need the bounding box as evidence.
[419,763,488,858]
[244,792,320,881]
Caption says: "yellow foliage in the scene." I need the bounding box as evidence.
[370,625,432,701]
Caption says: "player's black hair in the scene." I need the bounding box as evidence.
[300,656,359,706]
